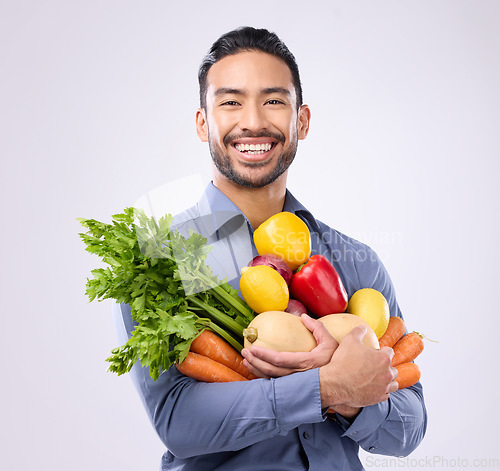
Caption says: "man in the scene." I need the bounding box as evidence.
[114,26,427,470]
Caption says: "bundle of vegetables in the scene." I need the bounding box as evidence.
[248,211,350,317]
[78,208,255,381]
[236,211,425,390]
[242,311,424,390]
[80,207,426,391]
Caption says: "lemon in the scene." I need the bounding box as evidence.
[253,212,311,271]
[347,288,390,339]
[239,265,289,313]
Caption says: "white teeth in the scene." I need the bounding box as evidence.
[235,143,273,153]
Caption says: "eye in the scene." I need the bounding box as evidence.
[266,99,285,105]
[221,100,240,106]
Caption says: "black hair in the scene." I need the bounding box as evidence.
[198,26,303,110]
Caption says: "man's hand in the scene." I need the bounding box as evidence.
[241,315,398,412]
[241,314,338,379]
[319,325,399,409]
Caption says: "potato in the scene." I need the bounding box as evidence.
[243,311,379,351]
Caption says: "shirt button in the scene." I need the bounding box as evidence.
[303,431,310,440]
[369,446,376,451]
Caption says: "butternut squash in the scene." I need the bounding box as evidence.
[243,311,379,351]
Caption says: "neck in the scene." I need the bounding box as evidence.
[212,171,288,230]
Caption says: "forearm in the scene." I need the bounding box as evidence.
[130,364,325,458]
[114,303,325,458]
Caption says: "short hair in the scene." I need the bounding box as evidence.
[198,26,303,110]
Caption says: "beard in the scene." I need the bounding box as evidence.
[208,130,298,188]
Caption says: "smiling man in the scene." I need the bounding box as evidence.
[114,26,427,470]
[195,47,311,229]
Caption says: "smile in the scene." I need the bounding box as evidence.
[234,142,273,155]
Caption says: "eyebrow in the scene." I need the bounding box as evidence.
[214,87,292,97]
[214,87,244,96]
[262,87,291,97]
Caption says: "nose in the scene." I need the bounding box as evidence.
[238,102,268,132]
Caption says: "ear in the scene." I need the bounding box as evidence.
[297,104,311,140]
[195,108,208,142]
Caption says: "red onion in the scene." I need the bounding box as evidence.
[285,299,308,316]
[247,254,293,285]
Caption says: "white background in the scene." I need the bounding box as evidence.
[1,1,499,470]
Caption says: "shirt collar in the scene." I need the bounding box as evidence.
[195,182,248,239]
[201,182,243,218]
[283,190,320,233]
[198,182,320,235]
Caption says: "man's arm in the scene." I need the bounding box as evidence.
[243,316,427,457]
[113,303,326,459]
[337,240,428,455]
[242,318,398,410]
[318,325,399,409]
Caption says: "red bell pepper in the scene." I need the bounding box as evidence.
[289,254,348,317]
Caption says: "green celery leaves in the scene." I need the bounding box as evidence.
[78,208,254,381]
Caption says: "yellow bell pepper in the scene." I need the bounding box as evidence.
[253,212,311,271]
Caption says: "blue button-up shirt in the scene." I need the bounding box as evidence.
[114,182,427,470]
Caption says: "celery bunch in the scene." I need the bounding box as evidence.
[79,208,254,381]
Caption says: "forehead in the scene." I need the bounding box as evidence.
[206,51,296,99]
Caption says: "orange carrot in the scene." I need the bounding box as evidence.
[395,362,421,389]
[379,316,406,348]
[176,352,248,382]
[190,330,257,380]
[391,332,424,366]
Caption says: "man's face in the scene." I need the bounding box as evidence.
[196,51,310,188]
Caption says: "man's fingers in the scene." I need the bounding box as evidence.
[242,358,270,379]
[382,367,399,396]
[240,316,343,379]
[381,346,395,361]
[387,380,399,395]
[391,366,399,381]
[244,346,313,370]
[300,314,339,349]
[242,315,339,375]
[348,324,367,342]
[242,350,296,378]
[300,313,319,332]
